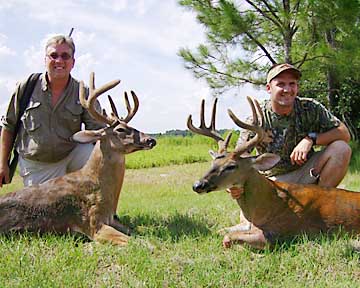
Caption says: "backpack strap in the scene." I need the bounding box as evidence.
[14,73,42,136]
[5,73,41,183]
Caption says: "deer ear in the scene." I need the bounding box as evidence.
[252,153,280,171]
[71,129,105,143]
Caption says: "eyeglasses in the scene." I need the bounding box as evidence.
[47,52,73,61]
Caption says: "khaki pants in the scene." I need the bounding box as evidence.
[269,150,324,184]
[19,143,94,186]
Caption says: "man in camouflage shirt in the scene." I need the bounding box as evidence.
[228,63,352,199]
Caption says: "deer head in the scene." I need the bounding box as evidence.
[188,97,280,194]
[71,72,156,153]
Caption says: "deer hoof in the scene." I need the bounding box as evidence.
[222,235,232,248]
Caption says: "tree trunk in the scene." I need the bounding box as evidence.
[325,29,340,115]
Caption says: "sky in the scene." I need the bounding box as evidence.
[0,0,267,133]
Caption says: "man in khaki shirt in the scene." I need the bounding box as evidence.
[0,35,104,187]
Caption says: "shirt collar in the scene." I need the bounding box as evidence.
[266,98,297,119]
[41,72,73,91]
[40,73,48,91]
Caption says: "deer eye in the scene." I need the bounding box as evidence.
[116,127,126,133]
[224,164,237,171]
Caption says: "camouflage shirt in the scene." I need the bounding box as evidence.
[237,97,341,176]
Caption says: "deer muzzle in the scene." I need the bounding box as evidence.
[192,180,215,194]
[145,138,157,148]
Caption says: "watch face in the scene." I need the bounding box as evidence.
[308,132,317,142]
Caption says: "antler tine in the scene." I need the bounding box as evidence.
[220,131,233,153]
[210,98,217,131]
[106,95,120,124]
[228,96,265,155]
[79,72,121,125]
[121,91,139,123]
[248,96,258,126]
[253,97,264,127]
[187,99,230,153]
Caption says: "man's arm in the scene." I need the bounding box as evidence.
[290,122,350,166]
[316,122,350,145]
[0,128,14,186]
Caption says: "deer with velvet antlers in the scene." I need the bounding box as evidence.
[188,96,360,250]
[0,72,156,245]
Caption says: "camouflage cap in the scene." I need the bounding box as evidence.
[266,63,301,83]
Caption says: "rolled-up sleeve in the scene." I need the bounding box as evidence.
[1,82,23,133]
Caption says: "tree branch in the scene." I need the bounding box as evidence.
[244,31,277,64]
[190,60,262,85]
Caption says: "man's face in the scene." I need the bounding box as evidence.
[266,70,299,109]
[45,43,75,80]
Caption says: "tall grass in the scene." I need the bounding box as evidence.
[0,136,359,287]
[125,132,238,169]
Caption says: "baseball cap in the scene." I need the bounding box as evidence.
[266,63,301,83]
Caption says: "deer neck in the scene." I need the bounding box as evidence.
[82,141,126,210]
[238,170,284,227]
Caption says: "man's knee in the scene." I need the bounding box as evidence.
[325,140,352,162]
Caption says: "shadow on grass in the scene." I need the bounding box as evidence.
[267,229,359,255]
[117,212,212,242]
[0,212,213,245]
[0,231,91,246]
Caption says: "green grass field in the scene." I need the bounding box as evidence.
[1,136,360,287]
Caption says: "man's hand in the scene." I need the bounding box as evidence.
[290,137,313,166]
[226,187,244,199]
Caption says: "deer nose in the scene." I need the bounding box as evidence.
[146,138,157,148]
[193,180,208,193]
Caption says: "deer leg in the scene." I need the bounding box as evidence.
[93,224,130,246]
[222,226,268,250]
[110,215,132,236]
[113,166,125,214]
[219,223,252,235]
[218,209,252,235]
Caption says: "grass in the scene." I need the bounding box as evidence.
[0,136,360,287]
[124,133,238,169]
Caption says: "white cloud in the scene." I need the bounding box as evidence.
[0,1,14,10]
[0,33,16,57]
[99,0,128,12]
[0,45,15,57]
[74,53,100,80]
[23,45,43,72]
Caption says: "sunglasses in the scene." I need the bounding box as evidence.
[47,52,73,61]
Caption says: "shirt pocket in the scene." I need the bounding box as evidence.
[56,103,83,139]
[21,102,42,133]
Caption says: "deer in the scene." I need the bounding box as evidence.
[0,72,156,246]
[187,96,360,250]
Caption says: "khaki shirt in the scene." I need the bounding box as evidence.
[1,73,105,163]
[237,97,341,176]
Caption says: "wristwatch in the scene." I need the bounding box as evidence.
[307,132,317,145]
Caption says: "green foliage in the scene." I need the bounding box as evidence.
[178,0,305,91]
[178,0,360,140]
